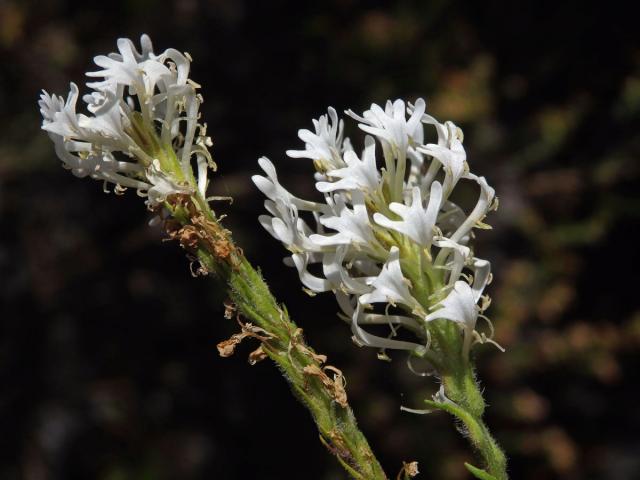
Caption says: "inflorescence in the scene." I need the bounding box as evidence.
[254,99,503,363]
[39,34,213,207]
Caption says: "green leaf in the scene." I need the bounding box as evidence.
[465,462,498,480]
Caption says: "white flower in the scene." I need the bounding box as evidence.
[433,236,471,285]
[286,107,346,172]
[39,34,211,207]
[39,83,83,139]
[86,36,190,101]
[359,247,422,313]
[417,121,467,198]
[450,173,496,243]
[346,98,425,155]
[373,183,442,247]
[425,281,478,331]
[425,279,501,355]
[258,198,321,253]
[316,136,381,193]
[252,157,324,212]
[310,191,381,250]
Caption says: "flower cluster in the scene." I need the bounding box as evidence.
[39,35,213,207]
[254,99,502,361]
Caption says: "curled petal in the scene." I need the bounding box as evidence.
[291,253,332,292]
[351,302,427,354]
[322,245,373,295]
[471,257,491,302]
[450,173,496,243]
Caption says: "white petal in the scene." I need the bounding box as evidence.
[312,191,378,247]
[471,258,491,302]
[252,157,324,212]
[373,182,442,246]
[351,302,426,352]
[291,253,332,292]
[450,173,496,243]
[359,247,419,310]
[315,137,381,193]
[425,281,478,331]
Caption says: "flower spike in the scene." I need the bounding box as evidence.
[254,98,501,363]
[39,34,211,207]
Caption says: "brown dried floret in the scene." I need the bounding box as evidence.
[396,461,420,479]
[287,327,327,365]
[223,300,237,320]
[216,320,273,359]
[303,363,348,408]
[248,345,268,365]
[190,213,238,264]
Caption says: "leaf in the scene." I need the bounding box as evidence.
[464,462,498,480]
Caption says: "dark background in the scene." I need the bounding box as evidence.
[1,1,639,479]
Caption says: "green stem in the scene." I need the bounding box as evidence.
[170,195,388,480]
[426,324,507,479]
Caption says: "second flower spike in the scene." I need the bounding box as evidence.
[253,99,502,364]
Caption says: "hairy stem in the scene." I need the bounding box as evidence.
[427,322,507,479]
[165,194,388,480]
[438,370,507,479]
